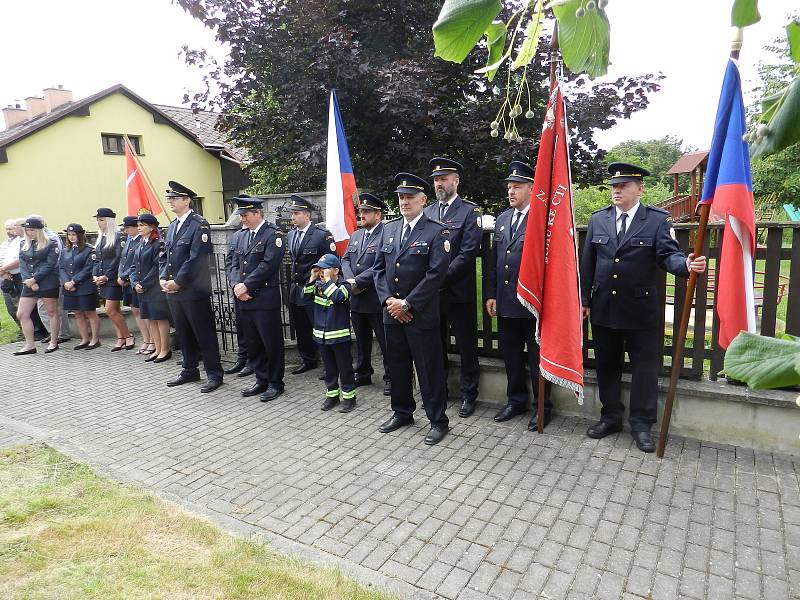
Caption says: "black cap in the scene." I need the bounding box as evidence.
[122,216,139,228]
[94,207,117,218]
[234,194,265,213]
[504,161,534,183]
[608,162,650,185]
[65,223,85,233]
[394,172,429,195]
[429,157,463,178]
[358,193,387,212]
[288,194,314,212]
[23,217,44,229]
[137,213,159,227]
[166,180,196,199]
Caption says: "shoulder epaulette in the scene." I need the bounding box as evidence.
[315,224,330,232]
[462,198,479,208]
[384,216,403,224]
[192,213,209,225]
[648,205,670,215]
[592,205,612,214]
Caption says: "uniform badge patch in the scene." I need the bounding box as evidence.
[275,237,283,248]
[670,227,676,240]
[499,226,505,231]
[54,247,60,255]
[444,240,451,253]
[477,216,482,227]
[389,238,394,243]
[330,242,336,251]
[91,253,96,261]
[202,233,209,243]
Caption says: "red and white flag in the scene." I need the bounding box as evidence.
[125,138,163,217]
[517,82,584,400]
[325,90,358,256]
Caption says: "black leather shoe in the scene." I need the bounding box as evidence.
[459,399,476,418]
[86,341,101,350]
[73,342,89,350]
[200,379,223,393]
[424,426,449,445]
[528,411,552,431]
[354,377,372,388]
[586,420,623,439]
[321,397,340,411]
[383,381,391,396]
[494,405,525,422]
[259,386,283,402]
[166,372,201,387]
[339,399,356,413]
[290,362,317,375]
[224,360,247,375]
[39,335,51,344]
[57,336,71,344]
[13,348,37,356]
[152,352,173,364]
[44,345,59,354]
[236,367,254,378]
[632,430,656,453]
[242,383,269,397]
[378,415,413,433]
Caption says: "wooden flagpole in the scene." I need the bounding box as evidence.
[656,29,742,458]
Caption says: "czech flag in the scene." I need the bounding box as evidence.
[325,90,358,256]
[699,59,756,349]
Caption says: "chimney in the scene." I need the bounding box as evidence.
[2,103,28,129]
[43,85,73,112]
[25,96,47,120]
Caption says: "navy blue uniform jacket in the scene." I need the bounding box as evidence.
[131,238,165,303]
[158,211,214,300]
[228,222,285,311]
[340,223,383,313]
[423,196,482,303]
[118,235,143,282]
[20,240,60,291]
[484,208,532,319]
[59,245,96,296]
[373,215,450,329]
[580,204,689,330]
[304,277,353,345]
[287,225,335,306]
[92,235,123,282]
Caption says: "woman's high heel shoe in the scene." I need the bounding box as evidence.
[152,351,172,364]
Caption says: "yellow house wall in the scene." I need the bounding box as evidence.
[0,92,226,231]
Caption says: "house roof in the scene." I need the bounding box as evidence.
[0,84,244,163]
[667,151,709,175]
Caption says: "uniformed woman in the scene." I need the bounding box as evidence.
[132,214,171,363]
[92,208,134,351]
[118,215,151,354]
[14,217,60,355]
[59,224,100,349]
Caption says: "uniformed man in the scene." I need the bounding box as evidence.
[224,212,253,378]
[485,161,553,429]
[373,172,451,445]
[341,193,391,396]
[228,196,286,402]
[286,195,336,374]
[581,162,707,452]
[424,158,482,417]
[159,181,224,393]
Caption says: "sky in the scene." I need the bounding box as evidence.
[1,0,795,152]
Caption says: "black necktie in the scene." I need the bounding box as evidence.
[293,230,302,255]
[363,230,371,249]
[248,230,255,246]
[439,203,448,221]
[617,213,628,242]
[511,211,522,237]
[401,224,410,248]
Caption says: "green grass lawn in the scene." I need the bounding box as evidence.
[0,445,394,600]
[0,305,17,345]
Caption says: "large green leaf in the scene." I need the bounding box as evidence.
[552,0,610,78]
[788,20,800,64]
[722,332,800,389]
[512,3,545,71]
[731,0,760,28]
[752,75,800,158]
[433,0,502,64]
[483,20,508,81]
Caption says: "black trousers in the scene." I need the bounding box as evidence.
[497,317,552,411]
[290,302,318,365]
[439,298,480,401]
[592,323,660,431]
[351,311,389,382]
[385,322,448,428]
[320,342,356,398]
[233,301,249,362]
[240,306,284,389]
[167,296,223,382]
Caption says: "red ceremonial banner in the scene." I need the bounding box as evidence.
[126,138,164,217]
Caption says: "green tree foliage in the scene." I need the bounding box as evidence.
[176,0,661,215]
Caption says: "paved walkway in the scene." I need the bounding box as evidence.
[0,343,798,600]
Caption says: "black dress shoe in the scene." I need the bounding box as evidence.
[13,348,37,356]
[528,411,552,431]
[44,345,59,354]
[166,372,201,387]
[339,399,356,413]
[152,352,173,364]
[494,405,525,422]
[424,426,449,445]
[321,397,340,411]
[200,379,223,393]
[383,381,391,396]
[586,420,623,439]
[236,367,254,378]
[39,335,51,344]
[224,360,247,375]
[290,362,317,375]
[57,336,71,344]
[259,386,284,402]
[459,399,476,418]
[73,342,89,350]
[242,383,269,397]
[86,341,101,350]
[378,415,413,433]
[354,377,372,388]
[632,430,656,453]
